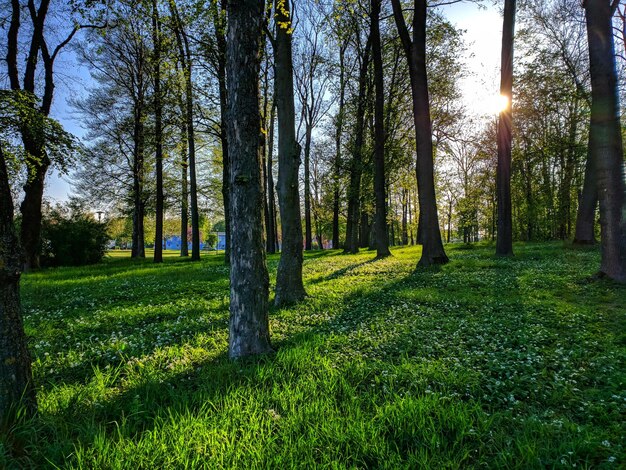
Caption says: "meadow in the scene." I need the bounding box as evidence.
[1,242,624,468]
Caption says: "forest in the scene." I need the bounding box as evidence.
[0,0,625,467]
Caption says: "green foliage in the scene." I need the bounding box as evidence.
[0,243,623,467]
[41,201,109,267]
[0,90,77,175]
[205,232,217,248]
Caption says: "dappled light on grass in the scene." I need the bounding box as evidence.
[1,243,624,468]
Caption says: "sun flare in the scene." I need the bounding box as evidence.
[492,94,509,113]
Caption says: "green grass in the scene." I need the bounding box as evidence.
[1,242,624,468]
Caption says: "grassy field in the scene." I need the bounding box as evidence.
[1,242,624,468]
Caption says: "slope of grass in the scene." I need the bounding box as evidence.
[1,242,624,468]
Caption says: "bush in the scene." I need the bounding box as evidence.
[41,203,109,267]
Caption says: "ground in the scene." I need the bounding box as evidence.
[1,242,624,468]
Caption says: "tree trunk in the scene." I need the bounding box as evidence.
[304,127,313,251]
[19,141,49,270]
[0,144,36,423]
[261,61,271,254]
[226,0,272,358]
[402,189,409,245]
[344,33,372,254]
[584,0,626,281]
[496,0,516,256]
[372,0,391,258]
[574,145,597,244]
[273,0,307,306]
[170,0,200,260]
[180,120,189,257]
[267,103,278,254]
[131,98,146,259]
[359,211,370,248]
[391,0,448,266]
[332,44,347,250]
[152,0,164,263]
[209,0,231,263]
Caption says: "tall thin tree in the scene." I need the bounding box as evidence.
[152,0,164,263]
[273,0,307,306]
[496,0,516,256]
[390,0,448,266]
[371,0,391,258]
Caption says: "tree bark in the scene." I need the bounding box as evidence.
[372,0,391,258]
[273,0,307,306]
[152,0,164,263]
[391,0,448,266]
[496,0,516,256]
[584,0,626,281]
[0,144,36,423]
[226,0,272,358]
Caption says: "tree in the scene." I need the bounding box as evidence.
[584,0,626,281]
[371,0,391,258]
[294,1,332,251]
[272,0,307,306]
[73,6,150,258]
[226,0,272,357]
[344,31,372,254]
[152,0,164,263]
[496,0,516,256]
[0,142,35,424]
[169,0,201,261]
[0,91,68,423]
[6,0,106,269]
[390,0,448,266]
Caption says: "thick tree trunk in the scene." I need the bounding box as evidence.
[304,127,313,251]
[584,0,626,281]
[344,34,372,254]
[152,0,164,263]
[226,0,272,358]
[274,0,307,306]
[372,0,391,258]
[496,0,516,256]
[0,144,36,423]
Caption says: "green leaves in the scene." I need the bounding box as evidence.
[0,90,77,175]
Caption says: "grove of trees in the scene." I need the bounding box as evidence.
[1,0,625,423]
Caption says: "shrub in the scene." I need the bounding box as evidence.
[41,203,109,267]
